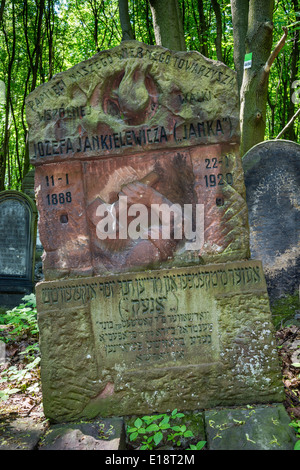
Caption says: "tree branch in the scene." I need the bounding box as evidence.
[275,106,300,139]
[263,26,288,78]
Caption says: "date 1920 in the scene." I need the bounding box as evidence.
[204,172,233,187]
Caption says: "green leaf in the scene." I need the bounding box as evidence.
[0,390,9,400]
[146,423,159,433]
[137,427,147,434]
[160,423,171,430]
[153,431,163,446]
[171,424,186,433]
[171,409,178,416]
[184,430,194,438]
[196,441,206,450]
[294,440,300,450]
[129,431,139,441]
[292,363,300,368]
[6,388,21,395]
[159,416,170,426]
[134,418,143,429]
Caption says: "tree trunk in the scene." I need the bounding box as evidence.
[231,0,278,156]
[149,0,186,51]
[0,0,16,190]
[286,0,299,141]
[196,0,208,57]
[231,0,249,95]
[118,0,134,41]
[211,0,223,61]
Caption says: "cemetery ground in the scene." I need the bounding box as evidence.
[0,293,299,451]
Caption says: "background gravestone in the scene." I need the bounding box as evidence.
[243,140,300,302]
[0,191,38,308]
[22,169,44,283]
[26,41,284,422]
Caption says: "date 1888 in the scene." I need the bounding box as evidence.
[45,173,72,205]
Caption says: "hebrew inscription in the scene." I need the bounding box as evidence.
[36,260,284,420]
[37,261,266,370]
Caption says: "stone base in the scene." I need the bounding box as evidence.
[36,260,284,423]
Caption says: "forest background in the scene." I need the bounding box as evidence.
[0,0,299,191]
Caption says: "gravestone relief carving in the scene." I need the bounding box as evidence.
[27,41,284,422]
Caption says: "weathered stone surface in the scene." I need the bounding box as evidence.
[39,417,125,450]
[0,191,38,308]
[28,42,283,424]
[36,260,284,422]
[243,140,300,301]
[0,418,46,450]
[27,40,249,280]
[205,404,297,450]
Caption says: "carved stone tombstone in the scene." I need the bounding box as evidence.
[26,41,284,422]
[0,191,38,308]
[243,140,300,301]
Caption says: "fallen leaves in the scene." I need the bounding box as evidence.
[276,326,300,419]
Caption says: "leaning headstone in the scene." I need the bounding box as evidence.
[26,41,284,423]
[0,191,38,308]
[243,140,300,302]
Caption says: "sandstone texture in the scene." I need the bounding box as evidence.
[26,40,249,280]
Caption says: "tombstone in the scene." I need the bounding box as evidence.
[26,41,284,423]
[0,191,38,308]
[243,140,300,302]
[21,168,36,201]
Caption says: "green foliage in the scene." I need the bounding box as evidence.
[270,293,300,329]
[127,409,206,450]
[0,0,299,190]
[0,295,40,403]
[0,294,38,341]
[289,420,300,450]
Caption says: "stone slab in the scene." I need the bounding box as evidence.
[0,191,38,309]
[26,40,249,280]
[205,404,297,450]
[0,418,46,450]
[38,417,125,450]
[243,140,300,301]
[36,259,284,422]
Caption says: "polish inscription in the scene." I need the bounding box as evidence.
[31,118,231,160]
[26,44,236,113]
[27,40,240,168]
